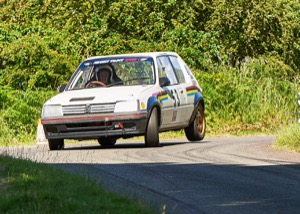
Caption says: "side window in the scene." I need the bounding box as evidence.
[69,67,92,89]
[169,56,186,83]
[157,56,178,85]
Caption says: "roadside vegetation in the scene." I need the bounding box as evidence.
[0,154,153,214]
[276,123,300,152]
[0,1,299,147]
[0,1,299,211]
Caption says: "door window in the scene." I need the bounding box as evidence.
[157,56,178,85]
[169,56,186,84]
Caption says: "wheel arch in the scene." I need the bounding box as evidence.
[189,92,205,124]
[147,97,162,127]
[194,92,205,110]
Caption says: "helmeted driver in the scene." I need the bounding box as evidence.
[96,68,112,85]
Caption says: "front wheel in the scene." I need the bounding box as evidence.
[48,139,64,150]
[145,107,159,147]
[184,104,206,141]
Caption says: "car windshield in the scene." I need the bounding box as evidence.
[67,57,155,90]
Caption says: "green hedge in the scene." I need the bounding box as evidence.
[0,87,56,144]
[1,0,300,90]
[0,61,298,145]
[1,0,300,145]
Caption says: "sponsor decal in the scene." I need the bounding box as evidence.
[124,58,138,62]
[172,110,177,122]
[83,62,93,66]
[94,60,110,64]
[152,91,168,103]
[81,57,153,67]
[186,86,199,97]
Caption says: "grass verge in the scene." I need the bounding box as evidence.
[275,123,300,152]
[0,155,153,214]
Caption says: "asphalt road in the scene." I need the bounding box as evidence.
[2,135,300,214]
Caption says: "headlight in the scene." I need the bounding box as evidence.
[114,100,139,113]
[42,105,63,118]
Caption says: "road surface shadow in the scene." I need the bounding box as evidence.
[52,161,300,214]
[63,140,210,150]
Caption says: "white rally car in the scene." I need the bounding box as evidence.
[41,52,206,150]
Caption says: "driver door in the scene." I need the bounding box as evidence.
[157,56,187,129]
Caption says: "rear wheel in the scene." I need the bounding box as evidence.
[98,137,117,147]
[145,107,159,147]
[48,139,64,150]
[185,104,206,141]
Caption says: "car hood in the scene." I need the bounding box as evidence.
[44,85,153,105]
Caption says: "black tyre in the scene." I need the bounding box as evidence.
[98,137,117,147]
[145,107,159,147]
[184,104,206,141]
[48,139,64,150]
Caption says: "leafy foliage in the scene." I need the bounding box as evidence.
[276,123,300,152]
[0,0,300,144]
[0,87,56,144]
[1,0,299,89]
[198,63,298,134]
[207,0,300,71]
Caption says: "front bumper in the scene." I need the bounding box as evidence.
[41,112,148,140]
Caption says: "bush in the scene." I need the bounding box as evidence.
[1,0,300,148]
[195,58,299,134]
[0,87,56,145]
[1,0,300,90]
[276,123,300,152]
[0,34,77,90]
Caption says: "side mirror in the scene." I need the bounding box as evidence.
[159,77,170,87]
[58,84,67,93]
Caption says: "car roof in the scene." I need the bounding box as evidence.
[85,52,179,61]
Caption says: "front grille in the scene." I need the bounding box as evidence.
[62,103,115,115]
[62,105,86,115]
[90,104,115,113]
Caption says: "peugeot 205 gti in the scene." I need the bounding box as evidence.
[41,52,206,150]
